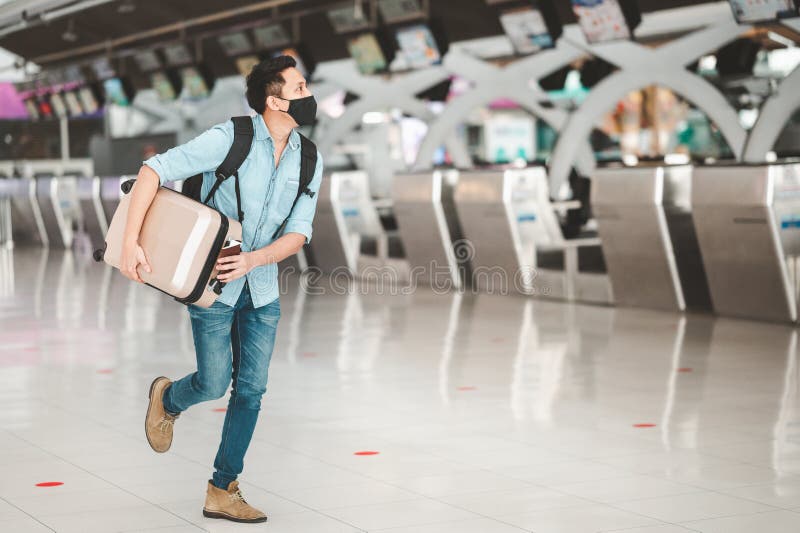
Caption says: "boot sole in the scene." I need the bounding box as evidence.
[145,376,171,453]
[203,509,267,523]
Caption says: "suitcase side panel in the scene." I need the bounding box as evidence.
[104,183,223,299]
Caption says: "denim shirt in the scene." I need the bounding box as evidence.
[143,114,323,309]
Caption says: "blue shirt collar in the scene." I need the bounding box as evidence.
[254,114,300,150]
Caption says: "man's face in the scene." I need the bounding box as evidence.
[279,67,311,102]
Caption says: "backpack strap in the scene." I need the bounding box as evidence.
[202,116,254,222]
[271,132,318,240]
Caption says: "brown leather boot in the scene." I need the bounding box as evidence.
[203,480,267,523]
[145,376,179,453]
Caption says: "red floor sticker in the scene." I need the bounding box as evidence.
[212,408,227,412]
[458,386,477,391]
[354,451,380,456]
[36,482,63,487]
[677,368,693,373]
[633,423,656,428]
[97,369,113,374]
[491,337,505,343]
[302,352,317,357]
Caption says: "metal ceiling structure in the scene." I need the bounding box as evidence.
[0,0,719,73]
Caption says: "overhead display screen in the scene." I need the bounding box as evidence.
[728,0,798,23]
[572,0,633,43]
[235,56,260,77]
[134,50,161,72]
[328,5,371,33]
[163,43,193,66]
[395,24,442,69]
[151,72,179,101]
[180,67,211,99]
[218,32,253,57]
[347,33,388,74]
[378,0,425,24]
[500,8,554,54]
[252,23,292,49]
[103,78,132,106]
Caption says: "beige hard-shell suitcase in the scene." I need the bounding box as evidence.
[95,179,242,308]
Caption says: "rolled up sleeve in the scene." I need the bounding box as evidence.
[283,151,323,244]
[143,121,233,186]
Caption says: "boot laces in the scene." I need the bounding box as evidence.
[158,413,178,433]
[229,489,247,504]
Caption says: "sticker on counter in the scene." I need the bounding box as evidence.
[517,213,537,222]
[342,208,360,217]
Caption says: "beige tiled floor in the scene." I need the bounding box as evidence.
[1,248,800,532]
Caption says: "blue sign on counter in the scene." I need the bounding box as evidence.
[781,215,800,229]
[342,208,360,218]
[517,213,537,222]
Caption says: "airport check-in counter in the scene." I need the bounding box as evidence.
[0,162,14,247]
[306,171,392,277]
[0,162,12,179]
[16,159,93,249]
[591,165,711,312]
[99,176,131,223]
[306,173,350,274]
[453,167,610,302]
[453,168,550,294]
[0,168,47,247]
[692,162,800,322]
[392,170,467,290]
[76,176,108,250]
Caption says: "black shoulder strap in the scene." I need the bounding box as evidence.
[298,133,318,194]
[271,133,318,240]
[203,116,254,222]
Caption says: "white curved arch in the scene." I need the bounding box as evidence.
[548,21,749,196]
[744,65,800,162]
[549,68,747,195]
[414,46,596,175]
[414,83,596,175]
[315,61,471,167]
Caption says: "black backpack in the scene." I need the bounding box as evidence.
[182,115,318,240]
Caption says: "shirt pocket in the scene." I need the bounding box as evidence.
[272,178,300,221]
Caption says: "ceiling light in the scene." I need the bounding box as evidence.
[118,0,135,14]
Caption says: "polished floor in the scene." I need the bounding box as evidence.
[1,247,800,533]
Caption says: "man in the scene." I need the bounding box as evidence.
[118,55,322,524]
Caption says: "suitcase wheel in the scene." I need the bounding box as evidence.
[93,243,107,262]
[121,179,136,194]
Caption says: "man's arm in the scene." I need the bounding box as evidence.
[119,122,233,283]
[253,232,307,266]
[119,165,159,282]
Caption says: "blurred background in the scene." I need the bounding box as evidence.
[3,3,800,532]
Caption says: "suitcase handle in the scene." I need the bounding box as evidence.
[208,277,225,295]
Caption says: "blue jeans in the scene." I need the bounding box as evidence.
[162,281,280,490]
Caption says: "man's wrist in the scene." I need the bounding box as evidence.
[253,248,271,267]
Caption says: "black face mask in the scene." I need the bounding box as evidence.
[277,95,317,126]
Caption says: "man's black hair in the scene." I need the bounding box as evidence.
[246,55,297,114]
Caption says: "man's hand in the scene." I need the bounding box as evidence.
[217,252,261,282]
[120,241,152,283]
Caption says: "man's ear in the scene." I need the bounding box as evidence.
[266,95,284,112]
